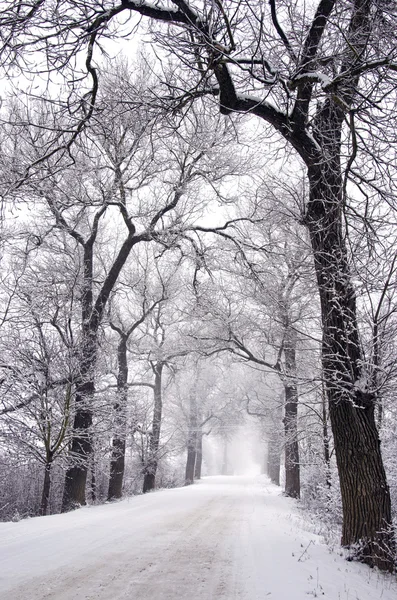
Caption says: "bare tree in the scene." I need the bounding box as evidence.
[106,258,167,500]
[2,0,397,568]
[74,0,396,568]
[0,246,75,516]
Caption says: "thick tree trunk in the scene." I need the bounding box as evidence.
[194,432,203,480]
[90,450,97,502]
[61,380,94,511]
[283,326,300,499]
[185,390,198,485]
[108,336,128,500]
[62,243,96,512]
[321,388,332,489]
[142,472,155,493]
[185,439,196,485]
[142,361,163,493]
[306,158,394,570]
[283,384,300,499]
[61,224,136,511]
[40,458,52,516]
[108,438,126,500]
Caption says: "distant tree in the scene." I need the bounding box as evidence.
[182,361,217,485]
[190,200,318,500]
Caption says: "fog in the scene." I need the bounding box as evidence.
[202,422,264,477]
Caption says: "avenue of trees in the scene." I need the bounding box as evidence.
[1,0,397,573]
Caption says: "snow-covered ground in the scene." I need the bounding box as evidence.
[1,476,396,599]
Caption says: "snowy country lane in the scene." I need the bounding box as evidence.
[1,476,396,600]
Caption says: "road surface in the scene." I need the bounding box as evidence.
[0,476,395,599]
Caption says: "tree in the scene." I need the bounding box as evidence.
[0,242,76,516]
[182,361,217,485]
[106,260,167,501]
[189,203,318,499]
[74,0,395,569]
[2,0,397,569]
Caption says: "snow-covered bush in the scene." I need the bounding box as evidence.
[300,460,342,546]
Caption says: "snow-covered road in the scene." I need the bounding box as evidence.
[1,476,396,600]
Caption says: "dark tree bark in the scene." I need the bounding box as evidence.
[107,336,128,501]
[90,456,97,503]
[62,237,97,511]
[39,386,71,516]
[142,471,155,493]
[62,217,139,512]
[40,457,53,516]
[321,387,332,489]
[107,296,165,500]
[194,430,203,480]
[143,361,164,493]
[185,390,198,485]
[306,153,394,568]
[283,384,300,498]
[108,438,126,500]
[185,436,197,485]
[62,380,95,510]
[282,327,300,499]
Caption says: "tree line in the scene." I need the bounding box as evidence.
[1,0,397,573]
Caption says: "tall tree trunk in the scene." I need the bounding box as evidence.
[108,336,128,500]
[283,384,300,498]
[62,358,95,511]
[61,226,136,511]
[185,390,198,485]
[62,242,96,512]
[283,326,300,499]
[306,152,394,570]
[40,456,52,516]
[194,431,203,480]
[143,361,163,493]
[108,438,126,500]
[185,437,197,485]
[321,387,332,489]
[373,319,383,430]
[62,330,97,512]
[90,449,97,502]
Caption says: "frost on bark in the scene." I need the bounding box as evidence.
[185,388,199,485]
[306,154,394,568]
[282,326,300,499]
[40,460,52,516]
[62,220,138,512]
[143,361,164,493]
[107,336,128,501]
[62,380,94,511]
[194,430,203,480]
[3,0,396,571]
